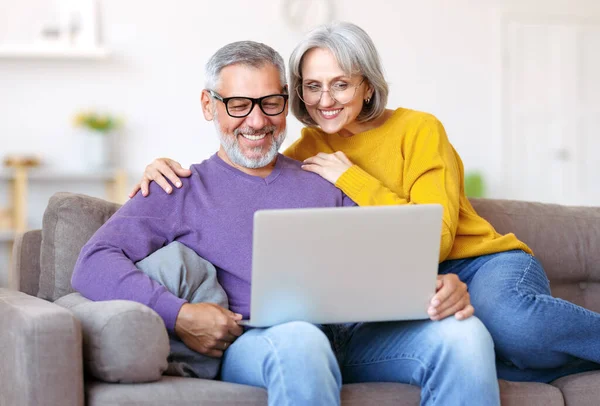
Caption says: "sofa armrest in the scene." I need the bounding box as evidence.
[55,293,169,383]
[0,288,84,406]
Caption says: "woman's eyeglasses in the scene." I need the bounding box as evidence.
[296,78,365,106]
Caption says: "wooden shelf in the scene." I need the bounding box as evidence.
[0,230,15,242]
[0,166,128,243]
[0,168,123,181]
[0,45,110,60]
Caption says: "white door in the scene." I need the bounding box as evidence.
[503,16,600,205]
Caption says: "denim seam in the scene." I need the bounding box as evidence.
[515,254,534,296]
[344,354,436,402]
[514,254,595,316]
[529,293,598,317]
[261,335,290,406]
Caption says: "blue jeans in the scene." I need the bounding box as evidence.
[439,250,600,383]
[221,317,499,406]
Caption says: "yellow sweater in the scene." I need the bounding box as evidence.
[284,108,532,262]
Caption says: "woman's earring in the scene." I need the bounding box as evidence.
[365,97,371,104]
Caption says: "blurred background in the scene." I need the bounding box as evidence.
[0,0,599,285]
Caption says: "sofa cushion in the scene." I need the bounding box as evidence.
[55,292,169,383]
[38,192,121,302]
[85,378,570,406]
[498,380,563,406]
[86,376,267,406]
[86,378,419,406]
[551,370,600,405]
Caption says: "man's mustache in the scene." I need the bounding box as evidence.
[234,126,277,137]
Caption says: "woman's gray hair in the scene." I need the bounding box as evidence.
[289,22,388,126]
[205,41,287,91]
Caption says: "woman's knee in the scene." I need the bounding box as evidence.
[472,251,549,299]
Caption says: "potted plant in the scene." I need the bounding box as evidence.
[73,111,122,169]
[464,171,486,198]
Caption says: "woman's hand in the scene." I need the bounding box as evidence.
[428,274,474,321]
[301,151,353,185]
[128,158,192,198]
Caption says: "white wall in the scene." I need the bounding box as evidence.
[2,0,597,193]
[0,0,598,280]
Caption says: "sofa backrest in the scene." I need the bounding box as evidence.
[13,230,42,296]
[14,194,600,313]
[37,192,121,302]
[470,198,600,312]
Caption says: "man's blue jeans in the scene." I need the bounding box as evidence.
[439,249,600,383]
[221,317,499,406]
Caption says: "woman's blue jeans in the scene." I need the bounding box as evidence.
[439,249,600,383]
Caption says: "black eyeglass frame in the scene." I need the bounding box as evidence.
[208,90,289,118]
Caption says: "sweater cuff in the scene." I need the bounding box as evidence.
[154,292,187,332]
[335,165,374,199]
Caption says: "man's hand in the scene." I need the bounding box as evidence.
[301,151,354,184]
[128,158,192,198]
[174,303,243,358]
[428,274,474,321]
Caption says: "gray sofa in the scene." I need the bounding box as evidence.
[1,192,599,406]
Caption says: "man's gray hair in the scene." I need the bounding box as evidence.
[205,41,287,91]
[289,22,389,126]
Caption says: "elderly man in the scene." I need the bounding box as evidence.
[72,41,497,406]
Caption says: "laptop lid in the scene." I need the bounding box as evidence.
[246,204,443,327]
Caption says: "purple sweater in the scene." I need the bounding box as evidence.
[72,153,356,331]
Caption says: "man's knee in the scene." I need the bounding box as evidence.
[262,322,341,386]
[434,317,495,364]
[266,321,332,354]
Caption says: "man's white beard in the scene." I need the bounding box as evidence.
[214,111,286,169]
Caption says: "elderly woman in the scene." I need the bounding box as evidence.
[132,22,600,402]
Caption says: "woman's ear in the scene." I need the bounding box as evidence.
[201,90,215,121]
[367,82,375,100]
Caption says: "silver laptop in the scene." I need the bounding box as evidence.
[241,204,443,327]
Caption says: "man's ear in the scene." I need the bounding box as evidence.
[282,85,290,116]
[201,90,215,121]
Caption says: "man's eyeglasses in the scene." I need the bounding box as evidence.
[208,90,289,118]
[296,77,365,106]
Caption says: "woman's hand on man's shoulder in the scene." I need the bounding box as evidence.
[129,158,192,198]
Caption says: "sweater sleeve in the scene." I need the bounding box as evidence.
[71,183,187,331]
[401,117,461,262]
[335,165,410,206]
[335,117,461,262]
